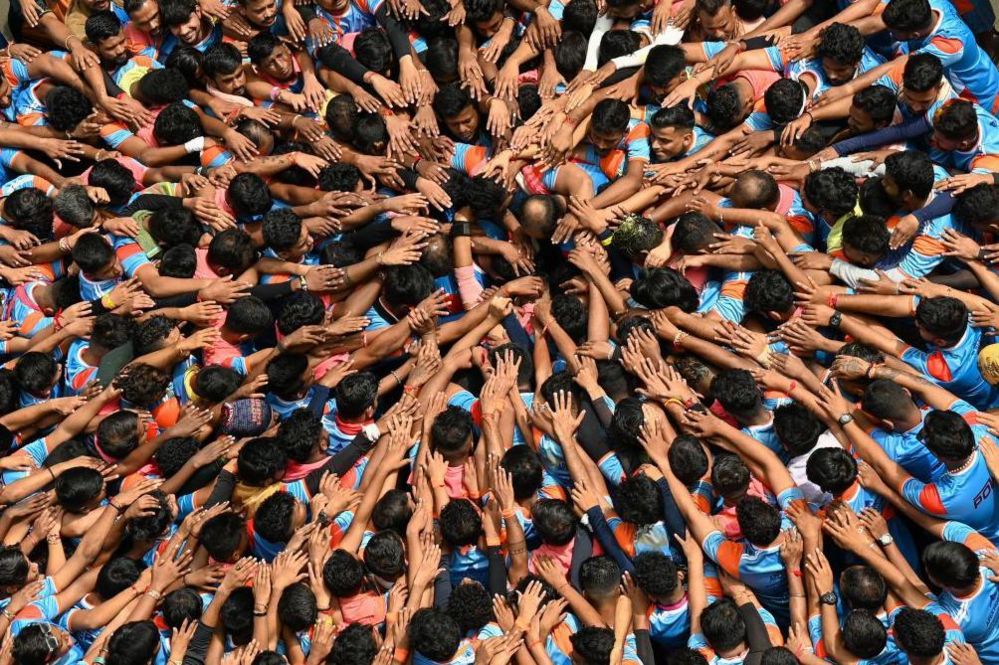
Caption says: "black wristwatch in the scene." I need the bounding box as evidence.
[451,221,472,237]
[829,312,842,329]
[819,591,837,606]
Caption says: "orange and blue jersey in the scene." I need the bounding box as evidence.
[0,174,56,200]
[1,58,34,122]
[109,54,162,92]
[689,604,781,665]
[761,44,885,102]
[888,602,965,656]
[936,566,999,662]
[1,436,53,485]
[447,543,489,586]
[310,0,381,48]
[941,519,998,555]
[701,487,804,626]
[869,407,947,483]
[901,447,999,543]
[807,612,902,665]
[450,141,493,176]
[900,313,997,409]
[928,102,999,174]
[158,21,223,61]
[606,516,673,558]
[63,339,97,396]
[544,613,581,665]
[894,0,999,114]
[4,281,53,338]
[836,480,919,568]
[577,118,651,180]
[78,234,151,300]
[538,432,626,488]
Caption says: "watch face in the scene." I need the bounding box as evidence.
[820,592,836,605]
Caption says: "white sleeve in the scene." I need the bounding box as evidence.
[819,156,885,178]
[830,258,880,289]
[583,14,615,72]
[610,25,684,70]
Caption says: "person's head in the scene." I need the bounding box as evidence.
[532,498,578,545]
[90,159,137,207]
[318,163,363,193]
[4,187,53,239]
[649,104,696,161]
[954,183,999,232]
[262,209,311,260]
[90,313,132,355]
[633,551,680,602]
[222,587,255,644]
[666,434,708,485]
[773,402,824,458]
[96,410,142,460]
[237,437,286,486]
[425,37,459,84]
[323,550,365,597]
[208,229,257,276]
[334,372,379,421]
[921,410,975,465]
[700,598,746,653]
[851,85,896,134]
[588,99,630,154]
[570,626,616,665]
[105,620,162,665]
[12,623,73,665]
[736,496,781,546]
[744,270,794,320]
[611,214,663,262]
[551,294,587,344]
[255,491,306,543]
[268,355,311,404]
[882,0,934,40]
[901,53,944,116]
[153,102,203,147]
[883,150,934,210]
[467,174,508,220]
[861,378,918,429]
[364,530,406,581]
[932,99,983,152]
[162,588,203,628]
[328,624,378,665]
[354,28,394,76]
[643,45,687,102]
[597,29,641,66]
[153,436,199,477]
[161,0,206,43]
[711,369,761,423]
[431,405,474,460]
[580,556,622,604]
[840,565,887,611]
[275,409,324,463]
[446,581,493,633]
[126,0,162,37]
[434,83,480,143]
[554,31,588,81]
[803,167,858,222]
[119,363,170,409]
[277,583,317,632]
[842,610,888,660]
[695,0,737,39]
[52,185,96,229]
[893,607,947,661]
[45,86,94,133]
[410,608,462,662]
[276,294,324,338]
[563,0,598,34]
[915,296,967,347]
[239,0,278,27]
[165,46,203,87]
[382,264,434,313]
[72,232,119,281]
[615,474,663,526]
[14,352,60,399]
[630,268,698,311]
[227,173,272,223]
[149,208,204,248]
[159,244,196,278]
[191,365,242,404]
[223,296,273,340]
[764,78,805,127]
[815,23,865,84]
[372,489,413,534]
[841,213,889,267]
[806,447,858,495]
[501,445,544,500]
[201,511,247,562]
[730,170,780,210]
[707,82,753,132]
[672,211,719,254]
[923,541,980,592]
[519,194,563,239]
[56,467,106,514]
[202,43,245,94]
[85,11,130,68]
[464,0,505,36]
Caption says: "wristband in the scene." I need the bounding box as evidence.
[451,221,472,237]
[101,294,117,310]
[672,331,688,349]
[183,137,206,154]
[269,86,282,101]
[298,274,309,292]
[827,292,839,309]
[145,589,162,600]
[393,648,410,662]
[663,397,684,409]
[501,508,517,519]
[1,608,13,621]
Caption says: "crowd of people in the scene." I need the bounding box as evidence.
[0,0,999,661]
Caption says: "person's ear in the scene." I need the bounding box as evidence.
[880,418,894,432]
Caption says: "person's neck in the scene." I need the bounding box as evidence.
[80,345,104,366]
[908,652,945,665]
[593,596,618,625]
[34,282,55,310]
[897,408,923,431]
[220,328,242,344]
[944,454,974,473]
[717,641,747,660]
[743,409,770,427]
[952,575,983,600]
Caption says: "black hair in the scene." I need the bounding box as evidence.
[201,511,246,561]
[410,608,462,663]
[165,46,203,87]
[615,474,662,526]
[597,29,641,67]
[159,244,195,279]
[95,410,140,460]
[52,185,95,229]
[246,31,280,65]
[85,9,122,42]
[354,28,394,73]
[633,551,679,597]
[318,163,362,193]
[364,530,406,579]
[194,365,243,403]
[804,167,859,217]
[372,489,413,534]
[255,491,297,543]
[439,498,482,547]
[893,607,945,658]
[202,43,243,79]
[236,437,286,486]
[843,610,888,659]
[277,583,318,632]
[903,53,944,92]
[667,434,709,484]
[806,447,858,494]
[772,402,823,458]
[323,549,364,596]
[580,556,622,599]
[841,565,887,611]
[208,228,257,275]
[117,363,169,407]
[935,100,980,142]
[329,624,378,665]
[954,184,999,228]
[672,212,719,253]
[221,587,255,644]
[45,85,93,132]
[736,496,782,546]
[0,545,28,586]
[644,44,686,88]
[334,372,379,420]
[532,498,578,545]
[843,214,890,259]
[921,410,975,461]
[153,436,199,478]
[353,113,389,155]
[885,150,934,200]
[431,406,474,455]
[72,229,115,274]
[711,369,760,421]
[160,0,197,24]
[707,83,744,131]
[915,296,967,344]
[882,0,932,32]
[570,626,616,665]
[923,541,980,588]
[591,98,630,135]
[700,598,746,652]
[153,102,202,145]
[446,581,494,633]
[562,0,598,34]
[89,159,136,206]
[816,23,864,65]
[651,104,695,131]
[764,78,805,125]
[55,466,104,513]
[224,296,274,336]
[611,214,664,260]
[277,292,326,336]
[630,268,698,311]
[276,409,323,463]
[262,208,303,253]
[228,173,272,218]
[96,557,142,599]
[136,67,190,106]
[162,588,204,628]
[105,621,161,665]
[383,264,435,308]
[501,445,544,500]
[854,85,897,126]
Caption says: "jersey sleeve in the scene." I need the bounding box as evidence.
[918,35,965,67]
[901,345,954,383]
[702,530,744,576]
[901,477,948,515]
